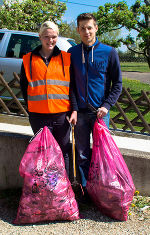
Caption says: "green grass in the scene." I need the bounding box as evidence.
[121,62,150,72]
[122,78,150,94]
[129,191,150,219]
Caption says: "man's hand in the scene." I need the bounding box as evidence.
[97,107,108,119]
[69,111,77,125]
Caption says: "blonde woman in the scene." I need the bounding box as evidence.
[20,21,77,177]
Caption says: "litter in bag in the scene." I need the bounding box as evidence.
[14,126,79,224]
[86,119,135,221]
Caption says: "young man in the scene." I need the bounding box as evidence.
[68,13,122,198]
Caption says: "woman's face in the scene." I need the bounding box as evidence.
[39,28,58,52]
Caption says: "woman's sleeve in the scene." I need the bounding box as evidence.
[20,63,28,106]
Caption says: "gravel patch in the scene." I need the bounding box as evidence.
[0,189,149,235]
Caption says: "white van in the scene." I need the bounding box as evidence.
[0,29,76,82]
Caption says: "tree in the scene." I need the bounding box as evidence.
[0,0,66,31]
[95,0,150,68]
[98,29,122,48]
[60,21,121,46]
[59,21,81,43]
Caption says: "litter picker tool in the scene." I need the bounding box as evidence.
[87,103,98,113]
[66,116,84,199]
[71,124,77,185]
[87,103,100,123]
[71,123,84,198]
[66,116,78,186]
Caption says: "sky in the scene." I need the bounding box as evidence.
[59,0,139,52]
[61,0,138,22]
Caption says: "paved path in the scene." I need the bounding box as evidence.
[0,122,150,153]
[122,72,150,84]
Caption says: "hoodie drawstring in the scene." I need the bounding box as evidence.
[91,46,94,63]
[82,44,94,63]
[82,44,85,64]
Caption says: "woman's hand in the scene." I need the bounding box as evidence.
[69,111,77,125]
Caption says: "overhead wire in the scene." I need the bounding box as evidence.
[58,0,99,8]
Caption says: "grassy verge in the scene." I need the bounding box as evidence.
[129,191,150,220]
[121,62,150,72]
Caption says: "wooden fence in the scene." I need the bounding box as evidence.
[110,88,150,134]
[0,72,150,134]
[0,72,28,116]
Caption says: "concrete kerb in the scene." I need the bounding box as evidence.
[0,131,150,196]
[0,132,30,189]
[120,149,150,196]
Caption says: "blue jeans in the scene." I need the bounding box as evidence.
[75,111,110,187]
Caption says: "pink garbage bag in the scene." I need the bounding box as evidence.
[14,126,79,224]
[86,119,135,221]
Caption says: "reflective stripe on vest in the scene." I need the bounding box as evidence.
[28,93,69,101]
[23,51,71,113]
[28,79,70,88]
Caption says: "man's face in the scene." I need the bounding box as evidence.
[77,19,98,46]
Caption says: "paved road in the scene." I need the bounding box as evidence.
[122,71,150,84]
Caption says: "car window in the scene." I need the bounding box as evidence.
[0,33,4,42]
[6,34,41,58]
[67,39,76,47]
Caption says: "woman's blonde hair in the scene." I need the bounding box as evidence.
[39,21,59,35]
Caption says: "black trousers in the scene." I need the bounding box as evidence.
[29,112,71,177]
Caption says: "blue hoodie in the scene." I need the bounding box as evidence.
[68,38,122,111]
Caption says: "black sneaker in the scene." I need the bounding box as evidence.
[77,186,92,205]
[83,187,92,203]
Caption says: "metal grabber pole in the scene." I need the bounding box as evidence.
[71,124,84,197]
[72,124,77,183]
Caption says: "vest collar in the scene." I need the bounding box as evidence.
[32,45,61,58]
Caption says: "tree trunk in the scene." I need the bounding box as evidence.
[147,56,150,68]
[144,0,150,68]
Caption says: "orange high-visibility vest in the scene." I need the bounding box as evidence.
[23,51,71,113]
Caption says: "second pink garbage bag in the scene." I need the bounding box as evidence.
[14,126,79,224]
[86,119,135,221]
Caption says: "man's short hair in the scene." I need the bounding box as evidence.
[77,13,97,27]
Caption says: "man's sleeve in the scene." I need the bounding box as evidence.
[69,60,78,111]
[102,48,122,110]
